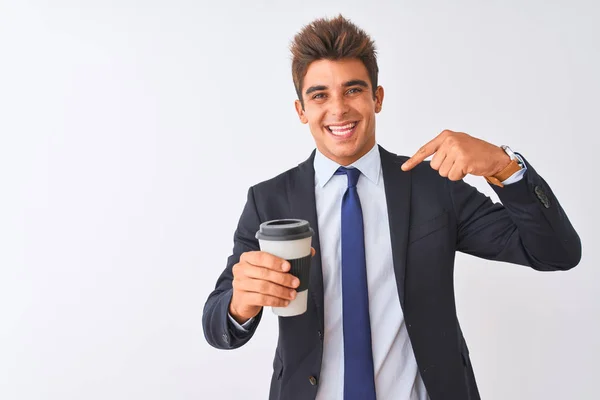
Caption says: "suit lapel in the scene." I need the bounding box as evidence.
[379,145,412,310]
[288,150,325,329]
[286,146,409,325]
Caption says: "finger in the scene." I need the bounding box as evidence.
[241,251,290,272]
[311,247,316,257]
[447,162,467,181]
[401,131,449,171]
[241,265,300,289]
[236,278,297,301]
[438,154,456,178]
[241,291,291,308]
[429,147,447,171]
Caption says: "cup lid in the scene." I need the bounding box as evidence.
[255,219,314,241]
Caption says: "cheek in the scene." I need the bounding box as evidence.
[360,106,376,123]
[308,113,325,128]
[309,120,322,132]
[303,107,320,122]
[307,119,323,137]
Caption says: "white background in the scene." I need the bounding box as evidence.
[1,1,599,399]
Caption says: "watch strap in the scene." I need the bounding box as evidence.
[485,158,523,187]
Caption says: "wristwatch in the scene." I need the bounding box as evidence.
[484,145,524,187]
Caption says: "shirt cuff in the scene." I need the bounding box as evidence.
[227,313,254,332]
[501,154,527,185]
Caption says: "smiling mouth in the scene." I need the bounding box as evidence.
[326,121,358,138]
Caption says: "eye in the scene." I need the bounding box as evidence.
[346,87,363,95]
[312,93,326,100]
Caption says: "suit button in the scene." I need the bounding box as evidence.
[542,200,550,208]
[534,186,551,208]
[309,376,318,386]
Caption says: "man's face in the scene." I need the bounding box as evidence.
[295,58,384,166]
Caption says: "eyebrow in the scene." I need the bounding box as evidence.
[304,79,369,95]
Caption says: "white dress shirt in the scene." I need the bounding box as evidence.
[313,144,428,400]
[230,144,526,399]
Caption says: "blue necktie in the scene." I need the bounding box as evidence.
[336,167,376,400]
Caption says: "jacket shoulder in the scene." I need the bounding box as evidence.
[250,164,302,194]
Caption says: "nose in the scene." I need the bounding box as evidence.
[329,94,349,117]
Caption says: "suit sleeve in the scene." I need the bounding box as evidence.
[447,155,581,271]
[202,186,264,349]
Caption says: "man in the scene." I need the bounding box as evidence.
[202,15,581,400]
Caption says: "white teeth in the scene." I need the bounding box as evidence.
[327,122,357,136]
[328,122,356,131]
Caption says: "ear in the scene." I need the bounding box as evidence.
[374,86,384,114]
[295,99,308,124]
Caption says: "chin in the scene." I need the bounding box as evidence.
[322,144,363,164]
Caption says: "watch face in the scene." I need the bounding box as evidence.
[501,145,517,160]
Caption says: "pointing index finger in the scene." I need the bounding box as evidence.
[401,132,447,171]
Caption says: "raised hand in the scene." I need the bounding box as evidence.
[401,130,511,181]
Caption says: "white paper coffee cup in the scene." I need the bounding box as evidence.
[255,219,314,317]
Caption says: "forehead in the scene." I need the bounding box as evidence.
[303,58,371,88]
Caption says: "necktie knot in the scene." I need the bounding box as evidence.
[336,167,361,188]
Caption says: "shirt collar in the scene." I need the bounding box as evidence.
[313,143,381,188]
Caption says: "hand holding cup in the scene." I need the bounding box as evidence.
[229,247,316,324]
